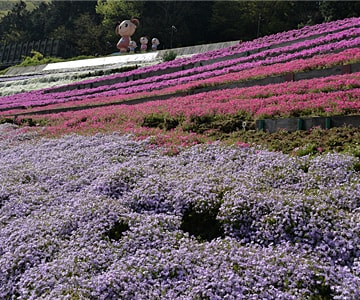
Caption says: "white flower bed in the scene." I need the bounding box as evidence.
[0,72,98,96]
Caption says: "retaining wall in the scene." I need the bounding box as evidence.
[256,115,360,133]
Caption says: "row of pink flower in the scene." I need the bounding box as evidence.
[114,86,360,119]
[24,71,360,137]
[2,43,360,115]
[72,16,360,85]
[43,26,360,98]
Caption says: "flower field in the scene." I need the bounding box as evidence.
[0,17,360,299]
[0,133,359,299]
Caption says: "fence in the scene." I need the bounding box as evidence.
[0,39,77,69]
[256,115,360,133]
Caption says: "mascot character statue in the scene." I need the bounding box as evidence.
[115,18,139,54]
[129,40,137,54]
[151,38,160,51]
[140,36,148,53]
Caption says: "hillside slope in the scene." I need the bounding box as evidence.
[0,17,360,153]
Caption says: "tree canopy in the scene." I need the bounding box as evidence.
[0,0,359,57]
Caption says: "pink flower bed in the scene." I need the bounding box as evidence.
[41,30,360,100]
[72,16,360,84]
[2,48,360,116]
[21,71,360,139]
[54,25,360,94]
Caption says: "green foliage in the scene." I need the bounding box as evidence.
[353,161,360,172]
[181,113,253,134]
[104,220,129,241]
[0,67,10,75]
[308,274,332,300]
[294,143,319,157]
[224,125,360,155]
[180,204,224,242]
[142,113,182,130]
[161,51,177,62]
[13,117,48,127]
[19,50,62,66]
[0,117,15,125]
[137,112,360,157]
[1,1,359,56]
[182,114,216,133]
[17,51,98,67]
[71,12,108,56]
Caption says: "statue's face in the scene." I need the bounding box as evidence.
[118,20,136,37]
[140,37,148,44]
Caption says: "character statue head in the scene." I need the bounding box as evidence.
[116,18,139,53]
[151,38,160,51]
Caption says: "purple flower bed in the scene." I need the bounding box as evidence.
[0,133,359,299]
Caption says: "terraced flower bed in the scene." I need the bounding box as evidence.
[46,25,360,94]
[1,48,360,117]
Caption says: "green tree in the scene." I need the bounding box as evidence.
[27,2,51,41]
[140,1,215,48]
[96,0,143,50]
[72,12,107,55]
[209,1,326,42]
[290,1,323,27]
[0,0,30,44]
[210,1,258,42]
[319,1,360,22]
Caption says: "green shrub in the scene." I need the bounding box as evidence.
[294,143,319,156]
[162,50,177,62]
[18,51,97,67]
[142,113,183,130]
[19,50,63,66]
[104,220,129,241]
[180,204,224,242]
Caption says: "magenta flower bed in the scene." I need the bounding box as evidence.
[20,71,360,139]
[67,16,360,86]
[37,33,360,102]
[1,48,360,116]
[52,25,360,94]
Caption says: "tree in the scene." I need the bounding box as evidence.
[96,0,144,50]
[210,1,259,42]
[27,2,51,41]
[319,1,360,22]
[96,1,215,50]
[209,1,327,42]
[140,1,215,48]
[0,1,30,44]
[72,12,107,55]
